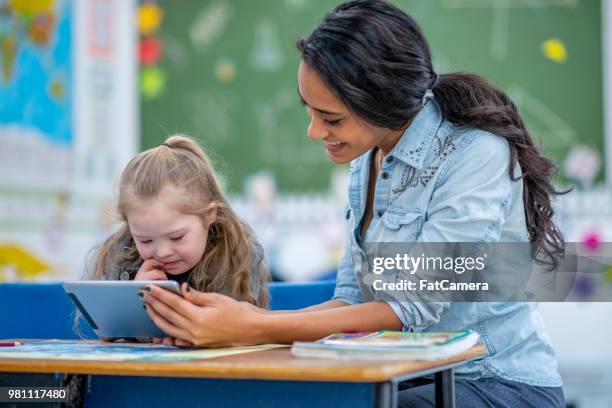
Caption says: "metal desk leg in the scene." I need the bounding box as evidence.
[375,380,398,408]
[435,368,455,408]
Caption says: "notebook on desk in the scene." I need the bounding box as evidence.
[291,330,480,361]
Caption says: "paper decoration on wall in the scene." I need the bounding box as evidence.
[563,144,601,187]
[0,244,51,280]
[581,231,602,253]
[190,2,231,52]
[542,38,567,63]
[140,66,166,99]
[603,266,612,284]
[139,37,162,67]
[138,3,164,36]
[138,0,165,100]
[214,58,236,84]
[138,0,166,99]
[572,274,595,300]
[251,19,284,72]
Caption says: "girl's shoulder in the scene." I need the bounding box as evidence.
[248,235,269,300]
[251,238,265,270]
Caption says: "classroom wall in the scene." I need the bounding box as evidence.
[0,0,137,282]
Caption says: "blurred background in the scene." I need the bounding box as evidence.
[0,0,611,406]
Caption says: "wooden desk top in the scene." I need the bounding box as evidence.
[0,344,485,382]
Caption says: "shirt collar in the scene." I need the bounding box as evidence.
[388,97,443,170]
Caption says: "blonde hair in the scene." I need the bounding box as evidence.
[89,135,268,307]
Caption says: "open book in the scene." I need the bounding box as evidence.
[291,330,480,360]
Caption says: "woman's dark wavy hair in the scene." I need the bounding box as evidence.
[297,0,567,267]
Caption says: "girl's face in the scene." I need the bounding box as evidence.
[297,61,403,163]
[126,185,216,276]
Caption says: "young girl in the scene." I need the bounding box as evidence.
[88,134,268,307]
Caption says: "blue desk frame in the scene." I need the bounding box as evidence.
[83,362,461,408]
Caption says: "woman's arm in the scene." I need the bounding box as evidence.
[142,285,402,347]
[244,299,350,314]
[252,301,403,343]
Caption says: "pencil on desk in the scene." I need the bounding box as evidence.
[0,341,23,347]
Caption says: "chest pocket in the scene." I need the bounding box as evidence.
[381,207,423,242]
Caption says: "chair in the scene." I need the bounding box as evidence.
[0,280,336,339]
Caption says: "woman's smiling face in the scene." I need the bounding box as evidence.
[298,61,401,163]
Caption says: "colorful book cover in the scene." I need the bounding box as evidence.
[320,330,473,348]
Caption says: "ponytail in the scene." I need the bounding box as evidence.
[432,72,568,267]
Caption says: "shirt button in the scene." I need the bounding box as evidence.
[120,271,131,280]
[385,156,394,164]
[377,210,384,217]
[381,172,390,180]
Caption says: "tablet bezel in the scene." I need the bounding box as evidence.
[63,280,182,339]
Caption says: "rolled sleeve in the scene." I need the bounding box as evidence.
[387,301,446,332]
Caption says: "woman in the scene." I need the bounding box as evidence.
[142,1,566,406]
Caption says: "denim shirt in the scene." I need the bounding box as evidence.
[332,96,562,387]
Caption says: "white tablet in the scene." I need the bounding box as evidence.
[63,280,182,339]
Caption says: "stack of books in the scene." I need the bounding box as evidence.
[291,330,480,360]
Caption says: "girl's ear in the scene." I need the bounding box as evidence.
[204,202,218,227]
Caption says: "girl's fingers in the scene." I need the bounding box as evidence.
[141,258,163,272]
[148,269,168,280]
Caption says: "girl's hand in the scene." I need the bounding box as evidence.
[142,283,262,347]
[135,259,168,281]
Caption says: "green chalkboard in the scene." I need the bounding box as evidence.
[141,0,603,192]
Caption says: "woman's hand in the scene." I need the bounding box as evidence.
[135,259,168,281]
[152,336,193,348]
[142,283,263,347]
[152,301,267,348]
[239,301,271,314]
